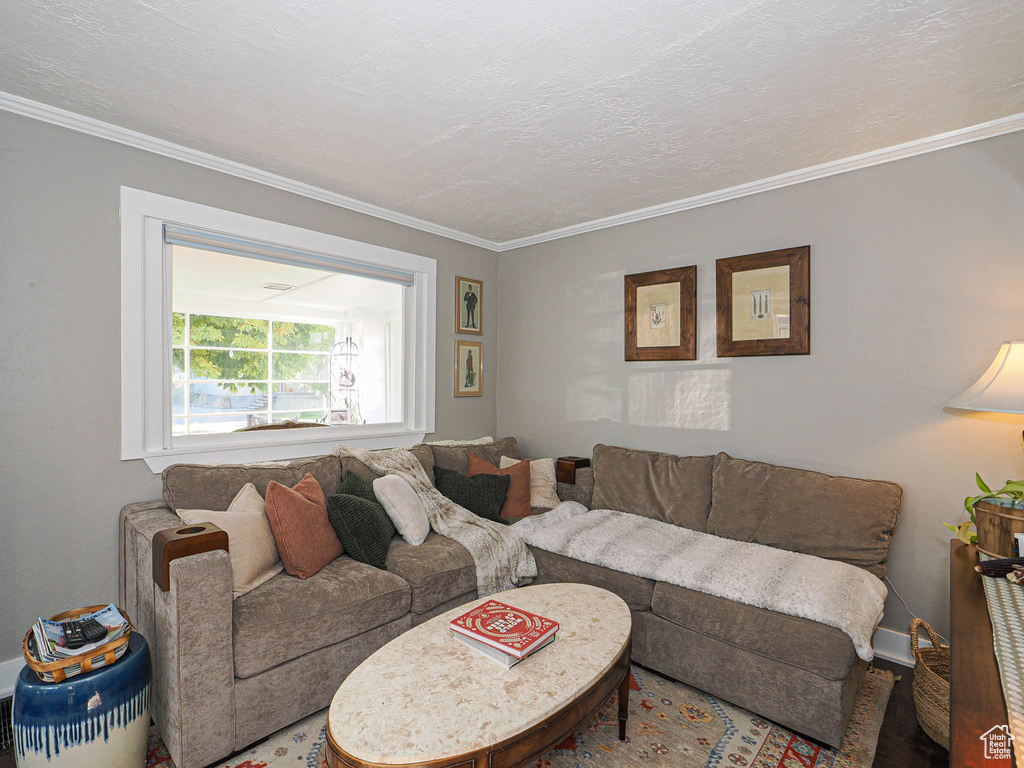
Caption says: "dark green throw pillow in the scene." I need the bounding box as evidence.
[325,493,396,570]
[339,470,377,502]
[433,466,511,524]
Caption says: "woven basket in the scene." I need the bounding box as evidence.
[22,605,133,683]
[910,618,950,749]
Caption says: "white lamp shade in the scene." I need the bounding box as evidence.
[949,341,1024,415]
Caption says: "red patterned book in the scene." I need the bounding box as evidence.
[450,600,559,659]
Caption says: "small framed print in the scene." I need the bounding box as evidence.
[455,340,482,397]
[456,276,483,335]
[624,266,697,361]
[716,245,810,357]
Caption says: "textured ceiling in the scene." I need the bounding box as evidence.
[1,0,1022,243]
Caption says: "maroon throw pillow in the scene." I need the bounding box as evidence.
[467,454,532,519]
[265,473,343,579]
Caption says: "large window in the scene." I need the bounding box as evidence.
[121,188,436,472]
[172,312,335,435]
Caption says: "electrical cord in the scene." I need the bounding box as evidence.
[884,575,949,645]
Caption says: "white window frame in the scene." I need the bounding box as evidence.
[121,187,436,472]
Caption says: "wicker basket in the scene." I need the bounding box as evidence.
[22,604,133,683]
[910,618,950,749]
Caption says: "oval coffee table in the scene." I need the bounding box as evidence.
[326,583,632,768]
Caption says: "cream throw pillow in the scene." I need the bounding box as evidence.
[500,456,561,510]
[178,483,284,598]
[373,475,430,546]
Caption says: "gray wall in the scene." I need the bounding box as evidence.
[497,130,1024,639]
[0,111,498,658]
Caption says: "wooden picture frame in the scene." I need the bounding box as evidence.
[455,340,482,397]
[624,266,697,361]
[455,276,483,335]
[716,245,810,357]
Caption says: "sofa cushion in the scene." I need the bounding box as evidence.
[706,453,902,575]
[591,444,713,531]
[340,444,435,486]
[527,546,654,611]
[429,437,521,475]
[163,455,343,512]
[325,493,396,570]
[468,455,532,518]
[434,466,510,524]
[501,456,561,510]
[231,556,410,678]
[374,475,430,546]
[650,581,857,680]
[339,470,377,501]
[265,474,343,579]
[385,533,476,613]
[178,483,283,598]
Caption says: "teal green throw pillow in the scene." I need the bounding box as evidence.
[339,470,377,502]
[434,466,510,524]
[326,492,396,570]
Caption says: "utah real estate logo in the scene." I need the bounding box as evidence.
[980,725,1013,760]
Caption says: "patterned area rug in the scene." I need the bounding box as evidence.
[145,665,894,768]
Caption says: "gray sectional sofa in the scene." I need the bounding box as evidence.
[119,438,901,768]
[527,444,902,748]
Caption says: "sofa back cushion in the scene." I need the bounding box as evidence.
[429,437,522,475]
[706,452,902,576]
[163,455,343,512]
[340,444,435,486]
[590,444,714,531]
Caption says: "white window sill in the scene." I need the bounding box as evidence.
[139,427,426,473]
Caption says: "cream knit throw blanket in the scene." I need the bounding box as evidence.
[513,503,885,661]
[338,446,536,596]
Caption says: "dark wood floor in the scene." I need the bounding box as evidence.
[872,658,948,768]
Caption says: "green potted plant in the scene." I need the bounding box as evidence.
[946,474,1024,555]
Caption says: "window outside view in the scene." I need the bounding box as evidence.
[171,245,404,436]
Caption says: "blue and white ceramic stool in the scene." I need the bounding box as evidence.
[13,631,151,767]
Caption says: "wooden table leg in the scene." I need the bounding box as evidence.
[617,669,629,741]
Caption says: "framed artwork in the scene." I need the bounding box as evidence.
[456,276,483,335]
[624,266,697,361]
[455,340,482,397]
[716,245,810,357]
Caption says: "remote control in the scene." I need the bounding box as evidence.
[80,617,108,643]
[63,620,86,650]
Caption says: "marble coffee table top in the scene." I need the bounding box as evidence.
[327,582,631,765]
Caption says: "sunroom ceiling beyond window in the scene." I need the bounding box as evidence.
[173,247,403,311]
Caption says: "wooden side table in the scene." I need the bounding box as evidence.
[950,540,1013,766]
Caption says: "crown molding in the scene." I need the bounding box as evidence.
[2,90,1022,254]
[494,111,1024,251]
[0,90,502,251]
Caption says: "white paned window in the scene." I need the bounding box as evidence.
[121,188,436,472]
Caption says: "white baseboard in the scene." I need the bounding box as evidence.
[0,656,22,699]
[872,627,931,668]
[0,631,925,698]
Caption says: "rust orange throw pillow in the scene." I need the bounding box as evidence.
[467,454,532,519]
[265,473,343,579]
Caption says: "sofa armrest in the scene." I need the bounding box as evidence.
[557,467,594,507]
[120,502,235,768]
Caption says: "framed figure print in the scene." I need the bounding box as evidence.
[455,340,482,397]
[716,245,810,357]
[456,276,483,335]
[624,266,697,361]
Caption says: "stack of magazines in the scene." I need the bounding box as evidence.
[30,604,130,678]
[450,599,558,669]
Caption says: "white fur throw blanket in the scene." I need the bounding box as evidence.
[337,446,536,595]
[513,503,885,661]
